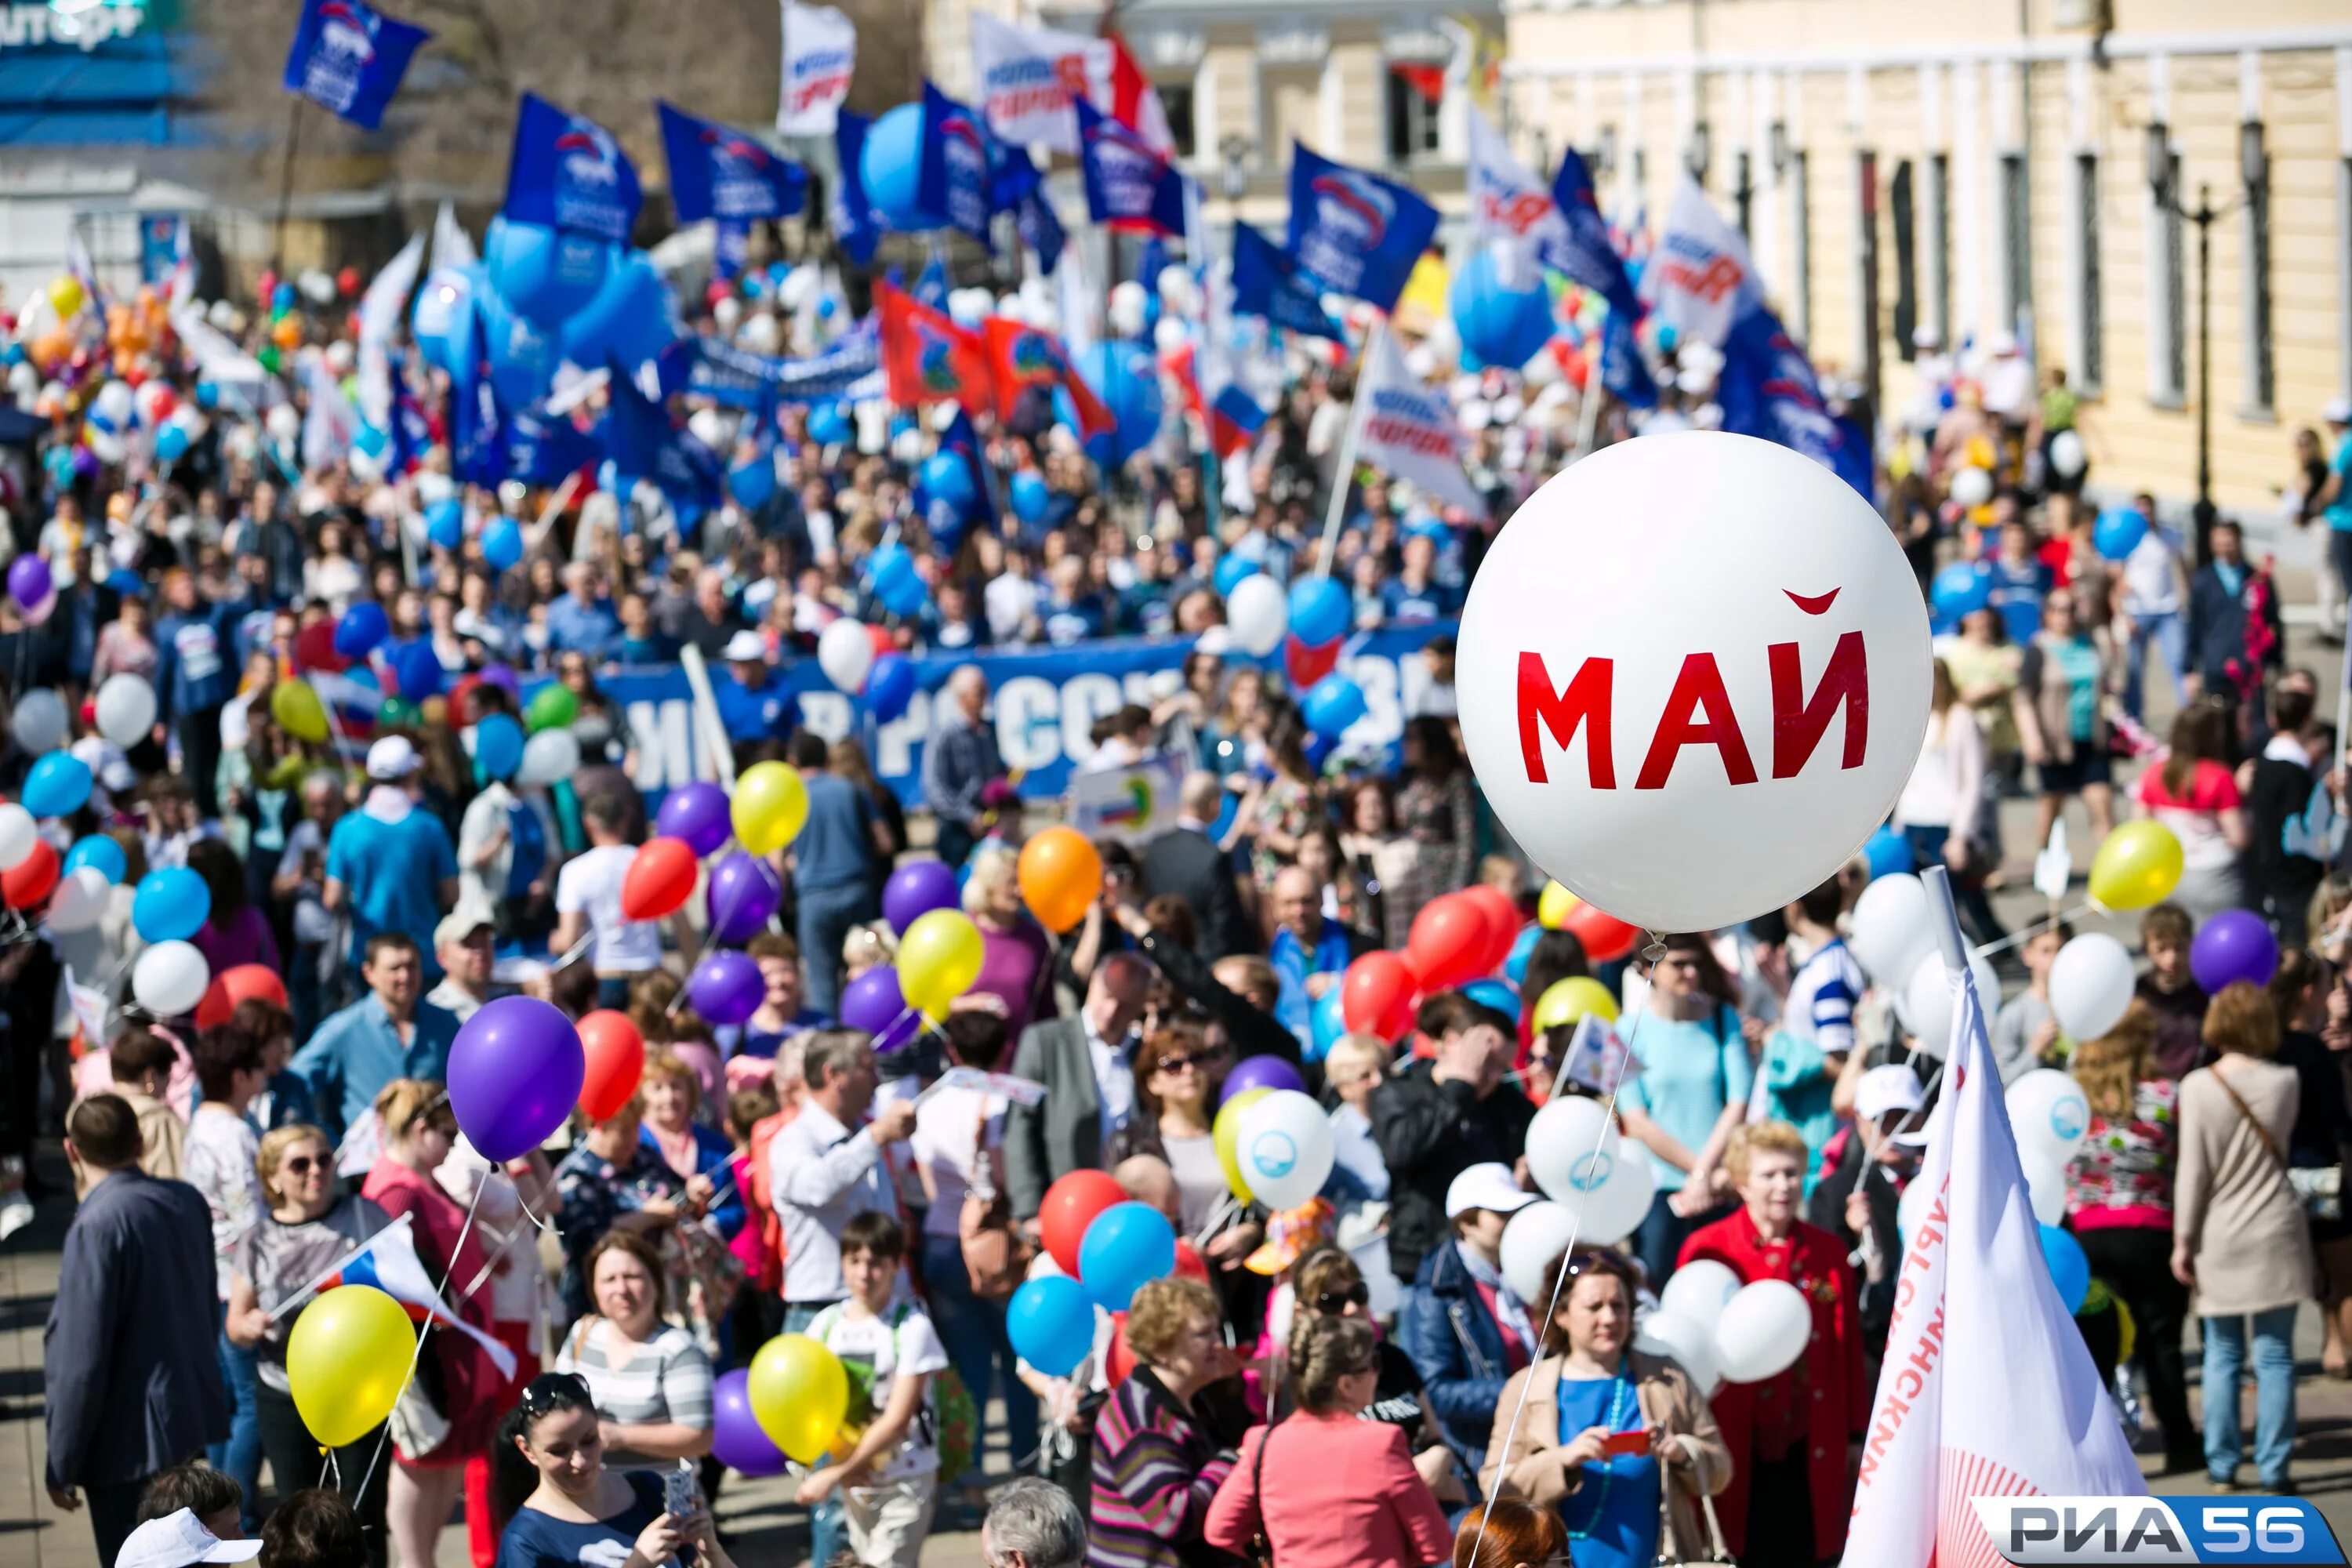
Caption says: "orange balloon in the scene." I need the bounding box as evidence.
[271,316,302,350]
[30,331,71,373]
[1017,826,1102,934]
[195,964,290,1029]
[577,1011,647,1120]
[1561,898,1642,964]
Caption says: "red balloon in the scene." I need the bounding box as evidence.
[1173,1239,1210,1284]
[1457,885,1524,976]
[294,619,348,673]
[866,624,896,659]
[3,840,58,909]
[1283,636,1341,689]
[577,1010,648,1120]
[619,837,699,921]
[1341,950,1418,1040]
[336,266,362,299]
[1563,899,1642,964]
[1406,893,1491,993]
[1040,1169,1125,1278]
[194,964,289,1028]
[1105,1309,1136,1387]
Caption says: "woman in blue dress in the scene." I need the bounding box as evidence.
[492,1371,740,1568]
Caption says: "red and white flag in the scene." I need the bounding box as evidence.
[968,15,1171,157]
[1843,873,2144,1568]
[277,1214,519,1379]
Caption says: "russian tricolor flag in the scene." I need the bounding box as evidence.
[312,1216,517,1378]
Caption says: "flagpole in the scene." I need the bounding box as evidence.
[1314,318,1384,579]
[270,97,308,278]
[1181,174,1222,540]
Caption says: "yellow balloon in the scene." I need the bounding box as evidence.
[1537,881,1576,931]
[48,274,83,318]
[1214,1087,1271,1202]
[898,908,985,1018]
[731,760,808,855]
[2087,821,2183,912]
[270,678,328,743]
[285,1285,416,1447]
[1531,976,1619,1034]
[748,1333,849,1464]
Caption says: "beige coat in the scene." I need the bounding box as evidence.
[2175,1058,2315,1318]
[1480,1351,1735,1560]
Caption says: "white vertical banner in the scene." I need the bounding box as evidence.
[779,0,857,136]
[428,202,476,274]
[1354,329,1486,517]
[357,230,424,431]
[1639,175,1761,349]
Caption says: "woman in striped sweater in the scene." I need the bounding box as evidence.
[1087,1278,1245,1568]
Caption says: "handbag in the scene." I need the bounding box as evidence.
[2208,1065,2333,1216]
[1653,1433,1737,1566]
[1244,1417,1286,1568]
[959,1102,1032,1298]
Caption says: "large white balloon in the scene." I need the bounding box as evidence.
[0,804,35,871]
[1657,1258,1743,1330]
[94,674,158,748]
[133,940,211,1017]
[2046,933,2135,1042]
[44,866,111,933]
[1712,1279,1813,1383]
[2022,1149,2070,1225]
[1896,947,2002,1052]
[1635,1308,1722,1397]
[1949,466,1994,508]
[517,728,583,788]
[11,688,67,753]
[2050,430,2086,478]
[2006,1069,2092,1163]
[1234,1090,1335,1210]
[1555,1131,1656,1247]
[1849,872,1933,983]
[1499,1200,1581,1305]
[817,618,876,695]
[1225,575,1288,658]
[1107,281,1149,340]
[1457,432,1933,932]
[1524,1094,1613,1204]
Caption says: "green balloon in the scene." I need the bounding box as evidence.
[379,697,421,728]
[524,684,578,734]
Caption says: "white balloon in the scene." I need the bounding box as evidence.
[10,688,67,753]
[2051,429,2086,478]
[817,618,876,694]
[1711,1279,1813,1383]
[300,267,338,305]
[2022,1149,2070,1225]
[83,426,126,466]
[1156,264,1200,317]
[1225,575,1288,658]
[1499,1201,1581,1305]
[1635,1308,1722,1398]
[2047,933,2135,1043]
[1552,1130,1655,1247]
[1657,1258,1743,1331]
[1949,466,1994,508]
[1524,1094,1613,1204]
[740,311,782,354]
[324,339,356,376]
[1235,1090,1336,1210]
[415,470,454,506]
[688,408,730,452]
[44,866,111,933]
[94,674,157,748]
[265,404,301,445]
[1457,432,1933,933]
[132,939,211,1017]
[1896,947,2002,1051]
[2006,1069,2092,1163]
[712,296,743,334]
[1849,873,1933,984]
[92,379,136,431]
[1153,317,1189,354]
[1107,281,1149,341]
[0,804,34,871]
[517,728,582,788]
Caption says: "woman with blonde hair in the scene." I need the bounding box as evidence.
[960,845,1056,1034]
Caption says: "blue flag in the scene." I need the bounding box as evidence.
[387,377,433,477]
[916,82,1000,249]
[1075,98,1187,238]
[1548,148,1642,319]
[1285,143,1438,314]
[658,102,807,225]
[603,365,723,511]
[1717,307,1872,499]
[448,304,507,487]
[913,252,951,313]
[504,93,643,245]
[1231,222,1341,343]
[714,220,749,281]
[1017,187,1065,278]
[281,0,428,130]
[833,110,880,267]
[505,405,601,487]
[1599,312,1657,409]
[935,408,997,531]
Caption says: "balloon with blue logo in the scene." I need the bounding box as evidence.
[1308,987,1347,1060]
[1212,554,1260,596]
[485,216,612,331]
[859,103,935,230]
[334,601,390,659]
[481,517,524,573]
[1073,341,1163,468]
[560,252,678,379]
[426,497,465,551]
[1462,978,1521,1022]
[1076,1201,1178,1312]
[22,751,93,818]
[1009,468,1049,525]
[1287,577,1350,648]
[920,452,976,514]
[2038,1224,2090,1314]
[1863,825,1914,881]
[478,289,560,412]
[154,423,191,463]
[1929,561,1991,622]
[1006,1277,1094,1378]
[808,402,852,447]
[65,835,127,886]
[132,866,212,944]
[2092,506,2149,562]
[1504,924,1541,987]
[728,455,778,510]
[471,713,525,782]
[1450,249,1556,372]
[1301,673,1367,739]
[2005,1069,2092,1165]
[865,655,917,723]
[393,641,443,702]
[412,267,481,374]
[1234,1090,1335,1209]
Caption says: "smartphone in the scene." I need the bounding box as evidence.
[1601,1429,1651,1460]
[663,1466,699,1519]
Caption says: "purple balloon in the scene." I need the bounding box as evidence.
[1219,1054,1307,1105]
[710,1369,787,1478]
[706,852,782,945]
[840,964,920,1053]
[480,663,521,699]
[688,949,764,1025]
[2190,909,2281,994]
[656,782,733,858]
[6,555,50,608]
[883,860,961,935]
[448,996,586,1162]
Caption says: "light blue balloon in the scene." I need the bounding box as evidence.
[154,423,191,463]
[1213,554,1260,596]
[859,103,934,230]
[1450,249,1555,372]
[728,456,778,510]
[473,713,525,782]
[920,452,976,514]
[560,252,678,378]
[1073,341,1163,469]
[808,404,851,447]
[22,751,93,818]
[481,517,524,572]
[426,497,465,550]
[1076,1201,1178,1312]
[485,216,612,331]
[1308,987,1347,1061]
[410,266,481,376]
[1006,1276,1094,1378]
[478,288,560,412]
[2092,507,2149,562]
[64,835,126,885]
[2039,1224,2090,1314]
[1504,924,1541,987]
[1864,826,1914,881]
[1010,468,1049,524]
[1463,978,1521,1021]
[1301,673,1367,739]
[1930,561,1991,622]
[132,866,212,944]
[1287,577,1351,648]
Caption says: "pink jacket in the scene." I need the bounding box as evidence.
[1204,1412,1454,1568]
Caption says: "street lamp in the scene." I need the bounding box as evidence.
[2146,120,2241,565]
[1219,133,1252,216]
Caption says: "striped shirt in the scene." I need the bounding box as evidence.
[1087,1368,1238,1568]
[554,1318,713,1468]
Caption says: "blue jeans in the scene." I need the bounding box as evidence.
[783,1298,847,1563]
[2124,608,2187,720]
[2202,1306,2297,1485]
[920,1232,1040,1476]
[797,880,877,1022]
[208,1303,262,1529]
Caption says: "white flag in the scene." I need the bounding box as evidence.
[969,15,1105,156]
[1355,331,1486,519]
[299,350,361,474]
[779,0,856,136]
[1465,110,1570,270]
[428,201,477,275]
[1843,876,2146,1567]
[357,230,424,431]
[1638,174,1762,350]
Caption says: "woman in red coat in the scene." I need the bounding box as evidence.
[1677,1120,1866,1568]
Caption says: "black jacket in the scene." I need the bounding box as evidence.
[1370,1061,1536,1281]
[1141,825,1254,961]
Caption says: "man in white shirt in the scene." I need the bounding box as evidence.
[768,1030,917,1328]
[552,792,684,1011]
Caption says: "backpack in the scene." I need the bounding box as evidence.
[806,1300,978,1483]
[956,1100,1031,1299]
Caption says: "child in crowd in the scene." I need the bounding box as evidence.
[136,1463,246,1541]
[2133,903,2207,1078]
[1992,923,2070,1084]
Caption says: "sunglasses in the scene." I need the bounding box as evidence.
[281,1156,320,1175]
[1153,1051,1223,1074]
[1314,1282,1370,1312]
[519,1371,592,1417]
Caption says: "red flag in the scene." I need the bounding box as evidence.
[981,316,1113,441]
[1101,29,1173,154]
[1158,341,1252,459]
[876,281,995,414]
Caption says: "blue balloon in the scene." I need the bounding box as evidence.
[559,252,678,377]
[1076,1201,1178,1312]
[472,713,525,782]
[1006,1276,1094,1378]
[22,751,93,818]
[866,655,917,723]
[1864,825,1915,881]
[271,281,298,314]
[1287,577,1352,648]
[860,103,935,230]
[393,641,444,702]
[1213,554,1261,596]
[478,288,560,412]
[920,452,978,515]
[1010,468,1049,524]
[154,423,191,463]
[1463,978,1522,1021]
[194,381,220,409]
[2039,1224,2090,1314]
[334,601,390,659]
[866,543,925,616]
[1504,923,1541,987]
[1301,673,1367,739]
[481,517,524,572]
[1450,249,1556,372]
[2092,506,2149,562]
[808,403,851,446]
[132,866,212,944]
[64,835,126,885]
[1073,341,1163,468]
[411,266,481,376]
[1308,987,1347,1062]
[485,216,612,331]
[426,497,465,550]
[728,456,778,510]
[354,423,390,459]
[1930,561,1991,621]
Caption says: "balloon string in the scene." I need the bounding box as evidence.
[354,1178,489,1507]
[1970,900,2098,959]
[667,835,770,1019]
[1461,931,1660,1568]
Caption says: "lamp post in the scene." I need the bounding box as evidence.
[1219,134,1252,228]
[2146,123,2241,567]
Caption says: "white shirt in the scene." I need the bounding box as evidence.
[183,1106,263,1301]
[910,1083,1006,1238]
[767,1099,895,1304]
[554,844,663,973]
[2120,528,2186,617]
[805,1301,951,1483]
[1087,1021,1134,1149]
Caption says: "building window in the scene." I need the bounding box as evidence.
[2072,153,2103,394]
[1386,67,1443,164]
[1999,152,2031,332]
[1891,159,1918,361]
[2339,155,2352,401]
[1160,83,1196,162]
[2150,141,2185,405]
[1927,153,1951,349]
[1857,150,1881,406]
[1790,149,1811,345]
[2241,120,2272,416]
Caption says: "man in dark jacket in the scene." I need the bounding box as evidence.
[45,1094,227,1567]
[923,666,1004,869]
[1395,1161,1540,1484]
[2242,681,2328,946]
[1003,954,1152,1222]
[1372,993,1536,1279]
[1140,771,1254,961]
[2184,519,2281,714]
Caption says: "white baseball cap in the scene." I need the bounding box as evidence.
[1854,1064,1926,1124]
[1445,1161,1539,1220]
[722,630,768,662]
[115,1509,263,1568]
[366,735,423,781]
[2324,397,2352,427]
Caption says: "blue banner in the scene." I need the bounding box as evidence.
[1231,221,1341,342]
[138,214,182,285]
[1718,306,1872,498]
[1076,97,1187,237]
[504,92,643,244]
[833,110,881,267]
[657,101,806,225]
[687,326,883,410]
[1017,187,1065,277]
[1285,143,1438,314]
[916,82,998,248]
[1548,147,1640,319]
[603,368,723,510]
[281,0,428,130]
